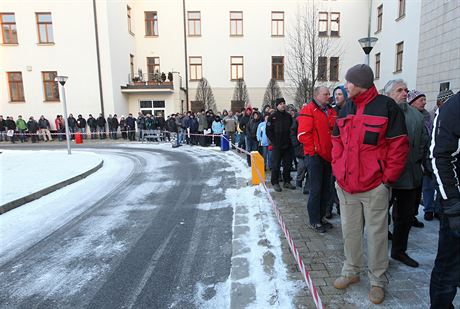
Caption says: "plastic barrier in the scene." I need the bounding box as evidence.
[251,151,265,185]
[220,134,229,151]
[75,132,83,144]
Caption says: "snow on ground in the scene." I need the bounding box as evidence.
[0,150,135,264]
[178,146,301,308]
[1,144,303,308]
[0,150,102,205]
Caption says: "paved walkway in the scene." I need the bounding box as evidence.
[271,178,460,308]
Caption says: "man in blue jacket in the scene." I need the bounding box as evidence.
[430,92,460,309]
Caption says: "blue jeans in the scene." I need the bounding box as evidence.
[430,213,460,308]
[245,137,258,166]
[178,128,185,144]
[307,155,332,225]
[260,146,270,170]
[18,129,26,142]
[423,175,441,213]
[79,127,87,139]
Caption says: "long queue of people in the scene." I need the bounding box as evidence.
[266,64,457,307]
[1,64,459,307]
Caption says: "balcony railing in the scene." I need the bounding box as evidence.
[121,73,174,91]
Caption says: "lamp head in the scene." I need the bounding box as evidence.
[54,76,68,86]
[358,37,378,55]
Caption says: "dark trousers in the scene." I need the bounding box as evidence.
[430,213,460,309]
[270,146,292,185]
[307,155,331,225]
[414,185,422,216]
[391,188,417,255]
[246,137,258,166]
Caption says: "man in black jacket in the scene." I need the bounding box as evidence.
[266,97,295,192]
[0,115,6,142]
[290,107,309,194]
[87,114,97,139]
[430,92,460,309]
[76,114,87,139]
[6,116,16,143]
[97,113,106,139]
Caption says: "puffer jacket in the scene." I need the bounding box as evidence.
[297,100,337,162]
[332,86,409,194]
[266,109,292,149]
[246,112,262,140]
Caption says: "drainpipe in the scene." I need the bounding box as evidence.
[182,0,189,111]
[93,0,105,117]
[368,0,373,38]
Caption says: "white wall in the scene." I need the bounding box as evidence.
[0,0,101,129]
[369,0,422,91]
[416,0,460,111]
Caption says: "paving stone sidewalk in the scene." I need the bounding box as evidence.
[269,175,460,308]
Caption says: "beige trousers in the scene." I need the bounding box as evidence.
[40,128,52,141]
[336,183,389,287]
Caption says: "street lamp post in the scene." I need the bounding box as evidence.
[55,76,71,155]
[358,37,378,66]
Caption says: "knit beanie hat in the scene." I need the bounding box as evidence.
[407,90,425,104]
[345,64,374,89]
[275,97,286,106]
[437,89,454,103]
[333,85,348,101]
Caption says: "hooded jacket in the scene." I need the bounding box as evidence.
[297,100,337,162]
[332,85,409,194]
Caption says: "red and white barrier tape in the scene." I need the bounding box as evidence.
[221,135,324,309]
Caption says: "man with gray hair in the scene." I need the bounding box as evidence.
[332,64,409,304]
[384,79,428,269]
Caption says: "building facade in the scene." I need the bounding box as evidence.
[416,0,460,110]
[3,0,456,128]
[368,0,422,92]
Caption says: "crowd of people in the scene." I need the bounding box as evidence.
[1,63,458,307]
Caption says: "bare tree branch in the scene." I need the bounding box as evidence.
[232,79,250,107]
[262,78,283,109]
[195,78,216,111]
[286,1,343,108]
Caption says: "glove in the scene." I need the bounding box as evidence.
[442,198,460,237]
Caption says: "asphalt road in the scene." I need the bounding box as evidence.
[0,144,235,308]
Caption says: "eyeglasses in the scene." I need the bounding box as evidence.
[396,87,409,93]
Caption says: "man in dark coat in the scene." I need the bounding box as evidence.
[87,114,97,139]
[76,114,87,139]
[27,116,40,143]
[6,116,16,143]
[266,97,295,192]
[67,114,77,139]
[111,114,119,139]
[97,113,106,139]
[0,115,6,142]
[429,92,460,309]
[126,113,136,141]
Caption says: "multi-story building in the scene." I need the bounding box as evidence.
[368,0,422,91]
[0,0,369,127]
[3,0,457,127]
[416,0,460,109]
[369,0,460,110]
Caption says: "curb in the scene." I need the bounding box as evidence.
[0,159,104,215]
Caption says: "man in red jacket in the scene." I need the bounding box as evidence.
[331,64,409,305]
[297,86,337,233]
